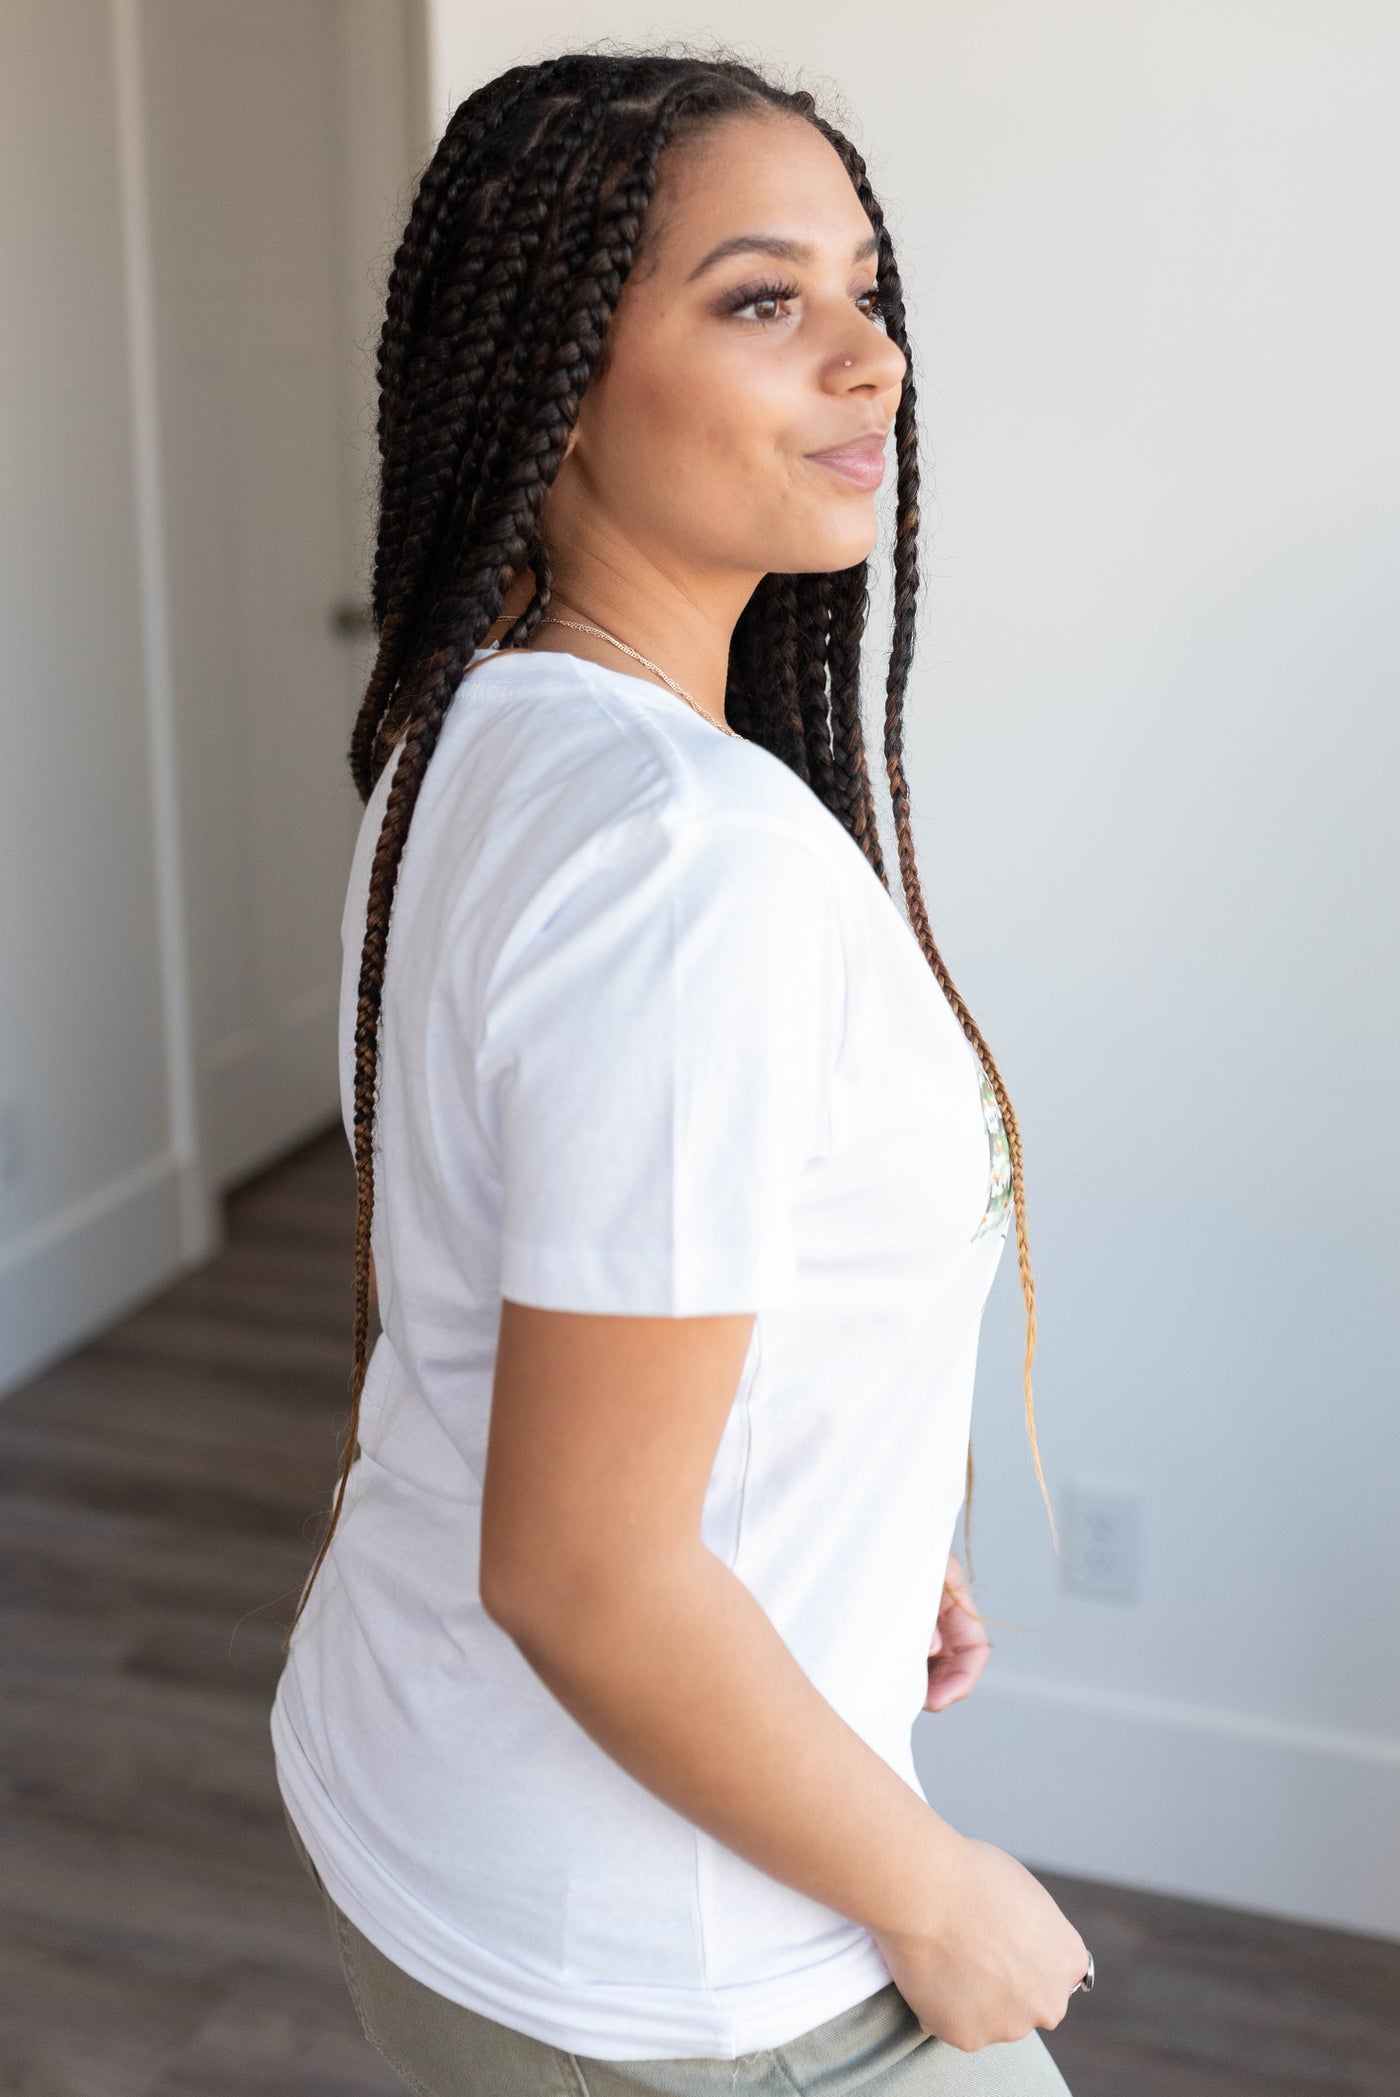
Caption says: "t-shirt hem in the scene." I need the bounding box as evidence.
[271,1681,894,2061]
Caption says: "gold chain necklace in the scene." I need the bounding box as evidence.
[493,614,739,739]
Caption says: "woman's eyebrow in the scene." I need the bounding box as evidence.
[685,230,879,283]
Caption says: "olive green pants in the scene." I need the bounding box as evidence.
[282,1804,1073,2095]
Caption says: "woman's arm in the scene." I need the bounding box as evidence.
[479,1299,967,1943]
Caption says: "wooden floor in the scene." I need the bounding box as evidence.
[2,1126,1396,2095]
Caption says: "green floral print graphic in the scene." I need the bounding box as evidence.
[971,1062,1013,1241]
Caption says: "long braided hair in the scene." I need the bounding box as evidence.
[284,46,1053,1648]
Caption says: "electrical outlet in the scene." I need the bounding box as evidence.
[1060,1484,1143,1602]
[0,1102,27,1191]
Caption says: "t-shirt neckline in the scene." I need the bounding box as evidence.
[466,640,716,730]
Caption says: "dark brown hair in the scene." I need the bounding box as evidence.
[285,44,1053,1648]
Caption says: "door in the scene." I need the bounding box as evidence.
[140,0,427,1191]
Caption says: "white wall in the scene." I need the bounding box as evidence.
[429,3,1400,1937]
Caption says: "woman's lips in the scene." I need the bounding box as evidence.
[804,435,887,490]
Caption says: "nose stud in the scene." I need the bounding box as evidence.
[844,358,852,366]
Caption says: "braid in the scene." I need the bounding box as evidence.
[737,573,809,782]
[771,575,811,782]
[356,69,564,792]
[796,572,838,805]
[285,46,1051,1650]
[826,562,889,882]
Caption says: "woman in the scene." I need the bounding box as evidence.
[271,45,1092,2096]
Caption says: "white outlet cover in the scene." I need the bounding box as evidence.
[1060,1484,1143,1603]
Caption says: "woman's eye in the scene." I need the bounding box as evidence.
[724,278,802,323]
[723,279,888,326]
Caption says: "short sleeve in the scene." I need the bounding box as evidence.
[475,813,846,1316]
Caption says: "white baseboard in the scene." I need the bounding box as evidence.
[0,1150,217,1399]
[912,1667,1400,1941]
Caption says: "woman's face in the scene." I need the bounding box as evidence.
[544,110,909,592]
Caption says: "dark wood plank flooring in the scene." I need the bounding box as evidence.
[1,1126,1395,2094]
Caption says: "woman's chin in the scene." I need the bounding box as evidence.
[745,505,879,576]
[787,524,880,575]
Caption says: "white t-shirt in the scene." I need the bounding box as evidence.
[270,642,1014,2062]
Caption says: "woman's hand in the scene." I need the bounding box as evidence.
[922,1550,990,1713]
[873,1835,1089,2050]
